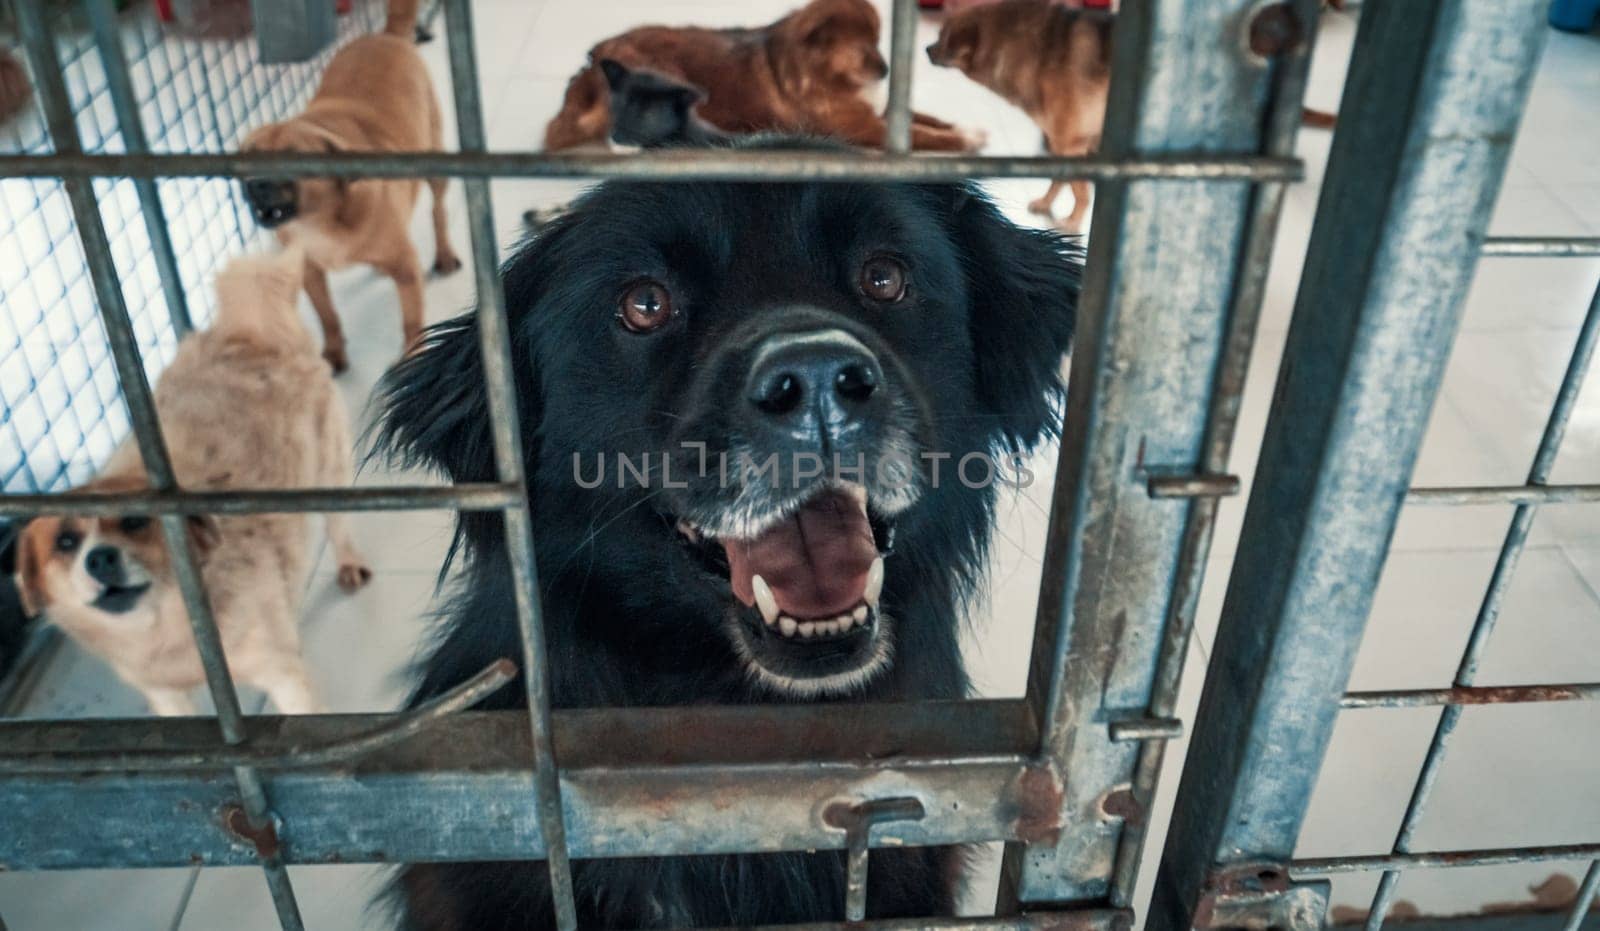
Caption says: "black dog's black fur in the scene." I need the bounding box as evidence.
[599,58,736,149]
[375,139,1081,930]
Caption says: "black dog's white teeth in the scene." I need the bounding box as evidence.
[864,555,884,608]
[771,603,874,639]
[752,574,779,624]
[676,519,701,543]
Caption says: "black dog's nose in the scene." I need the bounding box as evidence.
[85,545,122,586]
[747,330,882,433]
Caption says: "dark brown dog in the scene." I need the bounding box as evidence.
[238,0,459,372]
[544,0,984,153]
[927,0,1110,233]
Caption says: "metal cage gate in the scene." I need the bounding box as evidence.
[0,0,1594,929]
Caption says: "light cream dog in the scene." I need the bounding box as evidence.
[15,248,371,715]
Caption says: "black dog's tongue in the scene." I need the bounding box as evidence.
[725,488,876,619]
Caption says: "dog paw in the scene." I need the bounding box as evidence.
[1027,198,1056,218]
[960,127,988,152]
[433,253,463,276]
[323,344,350,374]
[338,562,373,592]
[1056,215,1087,235]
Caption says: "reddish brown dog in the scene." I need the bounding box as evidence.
[544,0,984,153]
[239,0,459,372]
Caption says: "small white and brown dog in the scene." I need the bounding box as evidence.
[14,247,371,716]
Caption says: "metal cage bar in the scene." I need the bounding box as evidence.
[11,1,307,927]
[83,0,194,338]
[1363,277,1600,930]
[437,0,577,926]
[1148,1,1549,927]
[1001,0,1319,910]
[0,149,1302,182]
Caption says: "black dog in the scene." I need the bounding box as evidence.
[599,58,735,150]
[523,60,736,232]
[376,140,1081,929]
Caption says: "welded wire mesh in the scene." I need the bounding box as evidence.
[0,0,383,494]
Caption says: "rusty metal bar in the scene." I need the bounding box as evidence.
[13,2,306,927]
[0,483,520,518]
[1292,843,1600,876]
[883,0,917,155]
[1367,274,1600,929]
[0,701,1049,869]
[1145,473,1241,499]
[1006,0,1320,911]
[1481,236,1600,257]
[1151,2,1548,926]
[1340,682,1600,709]
[1105,1,1319,905]
[1406,482,1600,505]
[825,797,927,921]
[0,660,515,774]
[439,1,576,927]
[0,150,1302,182]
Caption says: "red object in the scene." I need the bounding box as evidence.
[1082,0,1113,6]
[336,0,352,12]
[918,0,943,7]
[155,0,173,21]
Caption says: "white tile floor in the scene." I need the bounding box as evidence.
[2,3,1597,928]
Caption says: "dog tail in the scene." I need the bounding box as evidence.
[209,246,309,345]
[383,0,420,39]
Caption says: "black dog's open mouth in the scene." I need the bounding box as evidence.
[92,581,151,613]
[673,484,897,694]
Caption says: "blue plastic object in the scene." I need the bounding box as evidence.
[1550,0,1600,31]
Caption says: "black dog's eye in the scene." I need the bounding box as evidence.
[859,256,908,303]
[119,516,151,534]
[55,531,81,553]
[618,279,674,333]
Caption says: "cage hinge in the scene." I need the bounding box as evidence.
[1193,861,1330,931]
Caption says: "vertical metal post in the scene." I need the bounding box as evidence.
[1000,0,1316,910]
[1564,861,1600,931]
[883,0,917,154]
[84,0,195,338]
[439,2,578,929]
[13,2,306,928]
[1148,1,1547,927]
[1364,277,1600,928]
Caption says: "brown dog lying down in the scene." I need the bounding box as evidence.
[239,0,458,372]
[544,0,984,153]
[14,250,371,716]
[928,0,1338,233]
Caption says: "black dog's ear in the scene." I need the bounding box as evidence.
[947,186,1082,451]
[372,315,500,485]
[673,84,704,111]
[598,58,630,92]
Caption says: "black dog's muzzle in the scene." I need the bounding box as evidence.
[242,178,298,228]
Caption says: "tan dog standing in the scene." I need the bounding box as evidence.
[14,249,371,716]
[240,0,459,372]
[927,0,1111,233]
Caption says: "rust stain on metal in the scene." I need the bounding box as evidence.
[1461,684,1585,704]
[220,803,280,860]
[1012,766,1065,845]
[1097,787,1144,827]
[1248,2,1303,57]
[1031,909,1134,931]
